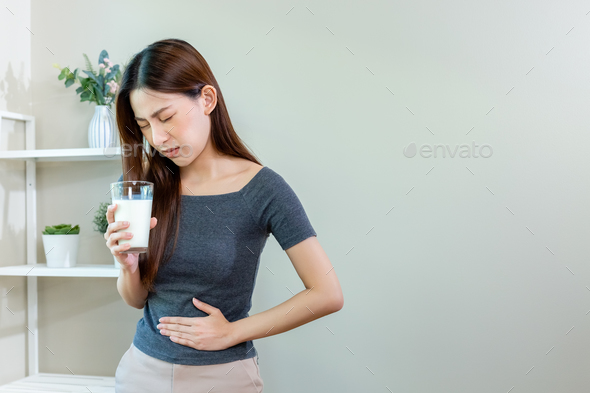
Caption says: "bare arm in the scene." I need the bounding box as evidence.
[105,203,156,309]
[117,263,148,309]
[230,236,343,345]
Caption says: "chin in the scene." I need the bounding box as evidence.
[173,157,192,167]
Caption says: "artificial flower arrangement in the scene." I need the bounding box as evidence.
[53,50,124,108]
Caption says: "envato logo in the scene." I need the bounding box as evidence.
[403,141,493,158]
[102,143,194,159]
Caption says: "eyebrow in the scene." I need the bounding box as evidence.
[134,105,172,121]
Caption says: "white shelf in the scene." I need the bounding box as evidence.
[0,372,114,392]
[0,110,125,382]
[0,264,120,277]
[0,147,121,162]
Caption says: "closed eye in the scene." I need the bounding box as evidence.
[139,116,173,129]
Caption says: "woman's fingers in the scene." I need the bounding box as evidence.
[150,217,158,229]
[112,242,131,255]
[104,204,117,240]
[106,203,116,224]
[106,222,131,247]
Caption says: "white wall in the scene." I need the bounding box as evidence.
[0,0,30,385]
[1,0,590,391]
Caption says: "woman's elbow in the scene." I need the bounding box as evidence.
[330,292,344,312]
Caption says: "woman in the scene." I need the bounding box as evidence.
[105,38,344,393]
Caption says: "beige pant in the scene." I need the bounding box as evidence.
[115,342,264,393]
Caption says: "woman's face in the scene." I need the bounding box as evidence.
[129,86,216,165]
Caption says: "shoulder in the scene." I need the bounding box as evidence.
[242,165,316,250]
[242,164,311,216]
[243,164,290,196]
[241,161,266,183]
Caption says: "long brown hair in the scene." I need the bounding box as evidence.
[115,38,262,293]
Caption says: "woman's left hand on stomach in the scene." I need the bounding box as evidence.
[156,298,235,351]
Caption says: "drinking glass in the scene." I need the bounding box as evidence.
[110,180,154,253]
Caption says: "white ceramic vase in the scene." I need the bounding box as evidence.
[88,105,118,148]
[42,234,80,268]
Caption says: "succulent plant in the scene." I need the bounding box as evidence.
[42,224,80,235]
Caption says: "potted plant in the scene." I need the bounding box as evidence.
[93,202,121,269]
[53,50,127,149]
[41,224,80,268]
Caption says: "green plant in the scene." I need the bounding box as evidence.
[92,202,110,234]
[52,49,127,107]
[42,224,80,235]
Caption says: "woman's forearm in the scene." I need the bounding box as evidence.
[230,288,342,346]
[117,263,148,309]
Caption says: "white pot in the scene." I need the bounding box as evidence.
[42,234,80,268]
[88,104,118,148]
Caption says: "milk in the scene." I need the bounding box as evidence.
[113,199,153,253]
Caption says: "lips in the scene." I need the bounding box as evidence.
[163,147,179,157]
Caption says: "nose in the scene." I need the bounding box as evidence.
[151,124,171,147]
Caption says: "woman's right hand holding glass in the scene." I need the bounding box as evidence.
[104,203,157,271]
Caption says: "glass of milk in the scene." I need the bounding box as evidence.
[110,180,154,254]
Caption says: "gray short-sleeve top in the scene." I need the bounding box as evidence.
[115,166,317,365]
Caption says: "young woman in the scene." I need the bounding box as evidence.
[104,38,344,392]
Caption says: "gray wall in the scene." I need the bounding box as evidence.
[1,0,590,391]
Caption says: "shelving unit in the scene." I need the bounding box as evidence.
[0,147,121,162]
[0,373,115,392]
[0,264,120,277]
[0,110,122,392]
